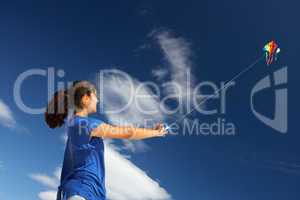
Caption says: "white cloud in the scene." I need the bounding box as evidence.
[29,166,62,200]
[29,173,59,189]
[98,69,165,127]
[148,29,206,123]
[30,142,171,200]
[105,141,171,200]
[121,140,151,153]
[152,67,169,81]
[152,30,196,106]
[0,99,29,134]
[242,157,300,176]
[38,191,57,200]
[0,99,16,128]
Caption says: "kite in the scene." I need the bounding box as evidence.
[263,41,280,65]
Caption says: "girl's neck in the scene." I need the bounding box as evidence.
[74,109,89,117]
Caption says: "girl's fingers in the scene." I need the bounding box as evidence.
[154,123,167,137]
[159,126,167,136]
[154,123,163,130]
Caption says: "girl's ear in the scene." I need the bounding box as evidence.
[81,94,91,106]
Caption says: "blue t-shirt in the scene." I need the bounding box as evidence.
[57,115,106,200]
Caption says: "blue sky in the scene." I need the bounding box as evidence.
[0,0,299,200]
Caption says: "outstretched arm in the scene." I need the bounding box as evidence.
[91,123,167,140]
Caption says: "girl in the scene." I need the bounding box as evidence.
[45,80,167,200]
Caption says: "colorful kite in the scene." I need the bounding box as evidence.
[263,41,280,65]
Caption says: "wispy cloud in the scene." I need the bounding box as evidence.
[0,99,29,134]
[241,156,300,176]
[98,69,165,127]
[30,141,171,200]
[29,167,61,189]
[120,140,151,153]
[152,67,169,81]
[0,99,16,128]
[151,30,197,106]
[29,167,61,200]
[148,29,204,121]
[37,191,57,200]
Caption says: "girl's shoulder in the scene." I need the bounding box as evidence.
[66,115,103,130]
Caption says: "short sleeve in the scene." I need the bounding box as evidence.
[87,117,104,134]
[69,117,103,145]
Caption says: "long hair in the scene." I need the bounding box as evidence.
[44,80,97,128]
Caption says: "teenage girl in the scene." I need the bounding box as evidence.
[45,80,167,200]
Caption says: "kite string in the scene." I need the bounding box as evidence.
[168,55,264,127]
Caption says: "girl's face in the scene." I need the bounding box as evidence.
[82,91,99,114]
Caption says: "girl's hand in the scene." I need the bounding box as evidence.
[154,123,168,137]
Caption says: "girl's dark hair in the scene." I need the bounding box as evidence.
[44,80,97,129]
